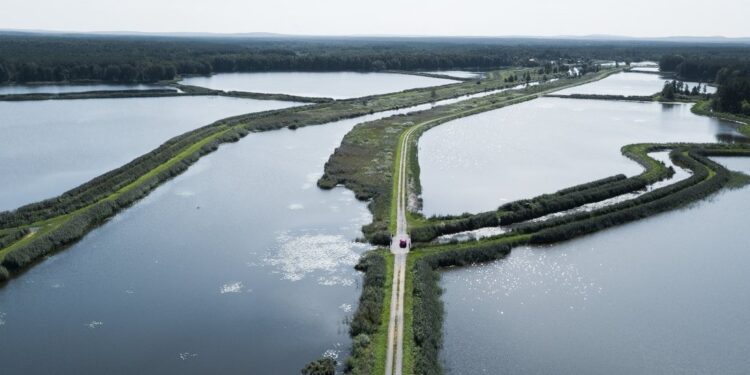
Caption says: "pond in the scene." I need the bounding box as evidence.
[0,112,372,374]
[422,70,482,79]
[0,96,301,211]
[179,72,456,99]
[439,158,750,374]
[555,71,715,96]
[418,97,740,217]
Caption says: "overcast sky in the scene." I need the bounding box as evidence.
[1,0,747,37]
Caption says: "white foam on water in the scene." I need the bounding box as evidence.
[288,203,305,210]
[220,282,244,294]
[87,321,103,329]
[265,232,370,283]
[178,352,198,361]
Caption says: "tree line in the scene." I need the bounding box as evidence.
[660,79,709,100]
[659,54,750,114]
[3,33,750,84]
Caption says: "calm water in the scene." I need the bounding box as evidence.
[555,71,716,96]
[418,98,740,216]
[179,72,455,99]
[422,71,481,79]
[0,96,300,211]
[0,83,177,95]
[440,158,750,375]
[631,66,661,73]
[0,115,372,374]
[0,88,506,373]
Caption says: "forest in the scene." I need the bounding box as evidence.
[659,54,750,114]
[2,32,750,84]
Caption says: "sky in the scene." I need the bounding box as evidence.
[1,0,748,38]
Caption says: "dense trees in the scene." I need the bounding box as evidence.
[3,33,750,84]
[714,68,750,114]
[658,54,750,114]
[661,79,708,100]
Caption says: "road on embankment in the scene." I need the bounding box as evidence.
[382,71,622,375]
[385,112,411,375]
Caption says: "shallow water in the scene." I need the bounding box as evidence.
[0,83,177,95]
[555,71,715,96]
[0,96,301,211]
[179,72,455,99]
[440,158,750,374]
[418,98,740,216]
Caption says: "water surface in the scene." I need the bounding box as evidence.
[422,71,481,79]
[556,72,715,96]
[180,72,455,99]
[0,96,300,211]
[0,114,373,374]
[418,98,740,216]
[0,83,177,95]
[0,89,506,373]
[440,158,750,374]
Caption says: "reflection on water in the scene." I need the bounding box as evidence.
[0,110,378,374]
[440,160,750,374]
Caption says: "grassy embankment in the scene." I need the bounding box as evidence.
[0,67,568,281]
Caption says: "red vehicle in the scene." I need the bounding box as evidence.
[399,239,408,248]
